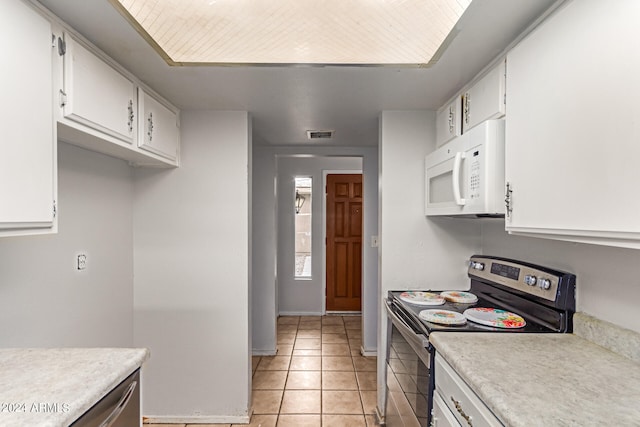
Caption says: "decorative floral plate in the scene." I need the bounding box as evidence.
[419,309,467,325]
[440,291,478,304]
[399,291,445,306]
[463,308,526,328]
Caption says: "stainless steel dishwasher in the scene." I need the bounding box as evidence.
[70,369,140,427]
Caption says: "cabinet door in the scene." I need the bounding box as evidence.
[62,35,135,144]
[505,0,640,249]
[436,97,462,147]
[137,88,179,162]
[0,0,55,232]
[462,60,506,133]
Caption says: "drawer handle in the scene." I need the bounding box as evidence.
[99,381,137,427]
[451,396,473,426]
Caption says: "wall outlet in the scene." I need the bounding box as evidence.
[77,254,87,270]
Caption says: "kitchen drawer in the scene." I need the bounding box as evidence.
[434,354,503,427]
[432,390,461,427]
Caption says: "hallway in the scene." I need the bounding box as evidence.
[250,315,378,426]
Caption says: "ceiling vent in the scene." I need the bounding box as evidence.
[307,130,334,140]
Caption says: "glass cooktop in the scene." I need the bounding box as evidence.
[389,290,554,334]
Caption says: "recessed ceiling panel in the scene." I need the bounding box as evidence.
[111,0,472,66]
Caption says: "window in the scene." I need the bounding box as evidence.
[294,177,312,278]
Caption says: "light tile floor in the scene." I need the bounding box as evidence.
[145,315,378,427]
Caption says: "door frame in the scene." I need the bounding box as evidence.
[322,169,363,314]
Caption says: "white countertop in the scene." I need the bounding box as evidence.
[0,348,149,427]
[430,332,640,426]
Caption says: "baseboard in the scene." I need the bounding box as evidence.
[360,346,377,357]
[279,311,364,316]
[375,405,386,425]
[144,414,251,424]
[252,349,277,356]
[278,311,324,316]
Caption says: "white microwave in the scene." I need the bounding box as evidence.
[425,119,505,217]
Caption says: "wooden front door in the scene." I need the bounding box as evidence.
[326,174,363,312]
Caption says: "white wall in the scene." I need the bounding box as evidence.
[251,145,278,354]
[252,145,379,355]
[377,111,482,410]
[133,111,251,423]
[0,142,134,347]
[481,221,640,333]
[277,155,362,315]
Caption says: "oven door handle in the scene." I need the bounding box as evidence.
[385,300,429,350]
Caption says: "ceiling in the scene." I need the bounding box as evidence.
[37,0,557,147]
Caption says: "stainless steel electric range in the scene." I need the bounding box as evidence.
[384,255,576,427]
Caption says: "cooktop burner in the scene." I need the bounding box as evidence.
[398,291,445,306]
[463,307,526,328]
[440,291,478,304]
[418,309,467,326]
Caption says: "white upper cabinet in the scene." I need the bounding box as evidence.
[54,31,179,167]
[61,34,136,144]
[436,96,462,147]
[462,60,506,133]
[505,0,640,249]
[138,88,180,163]
[0,0,56,235]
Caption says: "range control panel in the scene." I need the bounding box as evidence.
[468,256,563,302]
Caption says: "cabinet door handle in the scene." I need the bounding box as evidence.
[127,100,134,133]
[505,182,513,219]
[452,152,466,206]
[448,106,455,133]
[451,396,473,426]
[463,93,470,124]
[147,112,154,142]
[57,36,66,56]
[99,381,137,427]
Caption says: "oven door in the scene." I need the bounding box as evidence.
[385,300,432,427]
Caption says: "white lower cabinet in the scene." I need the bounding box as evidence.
[434,354,503,427]
[505,0,640,249]
[0,0,56,235]
[137,88,180,163]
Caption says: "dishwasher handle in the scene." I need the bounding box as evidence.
[99,381,137,427]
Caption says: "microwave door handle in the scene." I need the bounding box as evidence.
[452,152,466,206]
